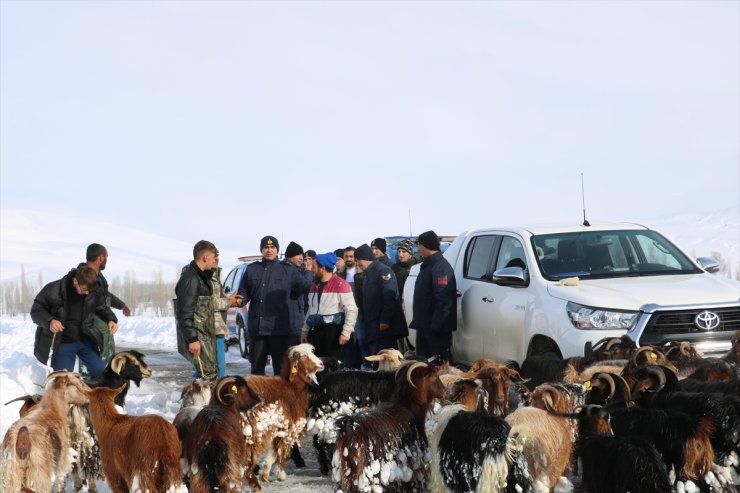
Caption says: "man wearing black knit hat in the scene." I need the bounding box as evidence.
[371,237,393,267]
[410,230,457,362]
[355,243,408,359]
[237,235,312,375]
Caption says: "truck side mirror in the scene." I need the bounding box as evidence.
[696,257,720,274]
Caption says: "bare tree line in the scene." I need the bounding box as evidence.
[0,265,180,317]
[1,256,738,318]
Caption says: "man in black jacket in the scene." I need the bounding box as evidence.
[175,240,238,381]
[410,230,457,362]
[238,235,312,375]
[355,243,408,357]
[31,265,118,379]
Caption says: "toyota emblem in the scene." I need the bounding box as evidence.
[694,311,720,331]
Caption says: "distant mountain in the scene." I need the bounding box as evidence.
[1,207,738,282]
[0,209,244,282]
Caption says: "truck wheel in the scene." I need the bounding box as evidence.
[237,317,249,359]
[529,337,562,359]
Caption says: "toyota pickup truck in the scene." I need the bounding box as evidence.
[402,223,740,365]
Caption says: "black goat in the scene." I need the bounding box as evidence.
[89,350,152,407]
[308,369,397,475]
[574,405,672,493]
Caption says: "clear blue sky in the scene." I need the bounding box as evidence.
[1,1,738,255]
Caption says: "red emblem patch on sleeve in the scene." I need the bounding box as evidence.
[437,276,448,286]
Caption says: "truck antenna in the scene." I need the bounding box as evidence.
[581,172,590,227]
[409,209,413,237]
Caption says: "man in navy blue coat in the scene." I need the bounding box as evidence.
[354,243,408,357]
[237,235,312,375]
[410,230,457,362]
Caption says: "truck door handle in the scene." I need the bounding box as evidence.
[482,296,494,303]
[456,291,462,298]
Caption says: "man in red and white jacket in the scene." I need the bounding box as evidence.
[301,252,358,360]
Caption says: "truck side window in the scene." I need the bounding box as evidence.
[495,236,527,272]
[465,235,497,280]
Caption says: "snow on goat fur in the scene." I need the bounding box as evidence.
[239,343,324,483]
[331,361,445,493]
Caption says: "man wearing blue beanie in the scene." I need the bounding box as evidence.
[301,252,358,360]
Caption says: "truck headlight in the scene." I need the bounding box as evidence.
[566,302,639,330]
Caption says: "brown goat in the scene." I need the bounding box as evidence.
[1,371,90,493]
[241,343,324,487]
[620,346,677,388]
[506,384,579,491]
[85,385,185,493]
[186,376,261,493]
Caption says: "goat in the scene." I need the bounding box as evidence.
[365,348,406,370]
[631,365,740,472]
[308,369,398,475]
[1,371,90,493]
[431,386,515,493]
[682,359,739,382]
[723,329,740,364]
[573,404,672,493]
[89,350,153,407]
[85,384,186,493]
[240,343,324,485]
[173,378,213,458]
[185,376,262,493]
[332,361,445,493]
[619,346,677,388]
[505,384,580,492]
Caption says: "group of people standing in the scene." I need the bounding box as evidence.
[174,231,457,381]
[31,244,131,379]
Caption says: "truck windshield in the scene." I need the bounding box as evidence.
[531,230,703,280]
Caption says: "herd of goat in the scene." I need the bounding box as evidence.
[1,332,739,493]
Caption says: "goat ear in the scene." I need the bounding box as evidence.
[365,355,382,362]
[112,384,126,397]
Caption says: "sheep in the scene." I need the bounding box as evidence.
[505,384,580,492]
[332,361,446,493]
[185,376,262,493]
[308,369,398,475]
[1,370,90,493]
[241,343,324,485]
[583,372,632,408]
[573,404,672,493]
[85,384,186,493]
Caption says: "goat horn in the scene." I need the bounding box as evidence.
[605,338,623,351]
[396,361,427,390]
[214,376,239,405]
[679,341,691,356]
[39,370,70,388]
[633,366,666,398]
[630,346,657,365]
[597,373,617,401]
[4,394,41,406]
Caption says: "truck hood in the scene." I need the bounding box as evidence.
[546,273,740,311]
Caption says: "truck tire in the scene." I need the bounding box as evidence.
[528,337,562,359]
[237,316,249,359]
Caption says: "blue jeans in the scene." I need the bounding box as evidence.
[216,335,226,378]
[53,339,105,380]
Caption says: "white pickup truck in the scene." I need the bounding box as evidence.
[403,223,740,365]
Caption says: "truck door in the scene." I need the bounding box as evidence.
[455,234,499,364]
[484,235,530,361]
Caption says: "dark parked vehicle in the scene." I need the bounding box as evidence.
[223,255,261,358]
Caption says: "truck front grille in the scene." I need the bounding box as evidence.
[644,307,740,335]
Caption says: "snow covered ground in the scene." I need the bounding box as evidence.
[0,315,335,492]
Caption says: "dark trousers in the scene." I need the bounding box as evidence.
[53,338,105,380]
[367,337,399,362]
[306,324,343,360]
[415,329,452,362]
[249,334,299,376]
